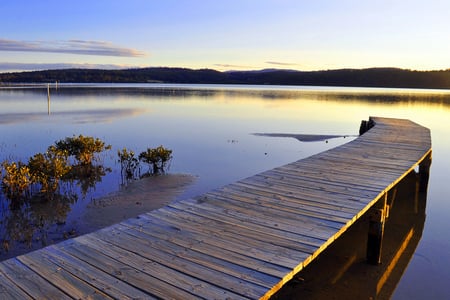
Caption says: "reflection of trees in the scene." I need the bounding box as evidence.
[0,162,110,260]
[4,84,450,109]
[0,192,76,258]
[64,164,111,198]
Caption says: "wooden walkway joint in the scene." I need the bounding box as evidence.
[0,117,432,299]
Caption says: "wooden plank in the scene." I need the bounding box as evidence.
[180,193,345,230]
[0,259,69,299]
[170,198,339,243]
[35,246,154,300]
[16,251,113,299]
[262,169,385,193]
[59,238,204,299]
[238,177,376,207]
[280,160,401,183]
[0,264,35,300]
[142,207,319,255]
[150,205,325,249]
[200,190,349,226]
[82,226,270,298]
[73,233,251,300]
[234,180,369,213]
[120,214,300,273]
[139,209,315,262]
[246,173,381,200]
[272,165,394,189]
[208,185,356,220]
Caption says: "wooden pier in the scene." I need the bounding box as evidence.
[0,117,432,299]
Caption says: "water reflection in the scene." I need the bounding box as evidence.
[0,108,146,125]
[0,192,76,258]
[3,84,450,106]
[0,162,110,260]
[0,85,448,296]
[271,170,428,299]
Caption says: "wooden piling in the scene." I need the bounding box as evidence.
[47,83,51,115]
[367,193,388,265]
[419,152,432,193]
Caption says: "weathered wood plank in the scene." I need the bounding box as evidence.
[37,246,154,299]
[60,238,203,299]
[82,226,269,298]
[270,165,392,190]
[120,214,299,273]
[143,206,319,255]
[140,209,314,262]
[171,199,339,242]
[217,183,360,216]
[17,251,113,299]
[0,259,69,299]
[151,205,325,248]
[243,174,381,200]
[236,179,372,209]
[208,186,356,220]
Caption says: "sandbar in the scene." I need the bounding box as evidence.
[78,173,196,233]
[253,133,353,142]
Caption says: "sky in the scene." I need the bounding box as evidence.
[1,0,450,73]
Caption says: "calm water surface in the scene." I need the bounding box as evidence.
[0,84,449,299]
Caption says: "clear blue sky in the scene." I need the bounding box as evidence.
[1,0,449,72]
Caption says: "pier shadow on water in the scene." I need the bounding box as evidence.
[271,170,428,300]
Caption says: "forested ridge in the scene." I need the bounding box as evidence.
[1,67,450,89]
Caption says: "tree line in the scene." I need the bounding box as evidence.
[1,67,450,89]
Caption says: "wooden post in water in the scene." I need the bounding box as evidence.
[367,193,388,265]
[47,83,51,115]
[359,118,375,135]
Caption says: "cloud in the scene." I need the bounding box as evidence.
[0,62,137,72]
[214,63,253,69]
[0,39,147,57]
[265,61,299,66]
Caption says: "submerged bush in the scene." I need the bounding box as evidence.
[139,146,172,175]
[1,161,31,200]
[65,164,111,197]
[54,135,111,165]
[1,135,111,203]
[28,147,71,194]
[117,148,139,180]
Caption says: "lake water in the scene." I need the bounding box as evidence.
[0,84,449,299]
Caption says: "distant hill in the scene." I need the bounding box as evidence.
[1,67,450,89]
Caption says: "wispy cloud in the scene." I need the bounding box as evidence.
[265,61,299,67]
[0,39,147,57]
[214,63,253,70]
[0,62,138,72]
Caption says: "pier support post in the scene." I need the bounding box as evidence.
[418,152,432,193]
[367,193,388,265]
[359,118,375,135]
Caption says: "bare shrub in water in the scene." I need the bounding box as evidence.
[28,146,71,195]
[1,161,31,200]
[117,148,139,181]
[54,135,111,165]
[139,146,173,175]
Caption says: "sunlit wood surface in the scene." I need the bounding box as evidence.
[0,117,432,299]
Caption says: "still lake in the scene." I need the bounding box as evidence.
[0,84,449,299]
